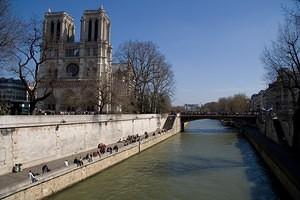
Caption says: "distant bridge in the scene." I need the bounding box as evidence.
[179,113,257,131]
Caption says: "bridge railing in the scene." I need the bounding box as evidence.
[180,111,258,116]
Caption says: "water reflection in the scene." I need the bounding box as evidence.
[48,119,280,200]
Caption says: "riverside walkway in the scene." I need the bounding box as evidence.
[244,127,300,199]
[0,115,176,199]
[0,143,119,196]
[0,129,168,198]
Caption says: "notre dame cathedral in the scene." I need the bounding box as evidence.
[38,5,112,113]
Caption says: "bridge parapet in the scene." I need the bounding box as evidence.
[179,113,257,131]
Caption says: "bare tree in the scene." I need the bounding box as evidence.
[0,0,23,68]
[79,77,112,114]
[12,21,52,114]
[96,77,111,114]
[149,58,175,113]
[115,40,175,113]
[261,5,300,149]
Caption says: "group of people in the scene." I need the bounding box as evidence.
[73,157,84,167]
[98,143,107,154]
[118,134,141,146]
[97,143,119,155]
[116,128,167,146]
[27,128,168,184]
[28,164,51,183]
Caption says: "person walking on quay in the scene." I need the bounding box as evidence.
[42,164,50,174]
[28,170,37,183]
[64,160,69,167]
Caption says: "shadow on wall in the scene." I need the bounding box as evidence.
[235,133,292,200]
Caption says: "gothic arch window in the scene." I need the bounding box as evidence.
[54,68,58,78]
[88,19,92,41]
[94,19,98,41]
[71,25,74,41]
[106,23,110,41]
[103,21,107,40]
[56,20,61,41]
[50,21,54,40]
[67,24,72,42]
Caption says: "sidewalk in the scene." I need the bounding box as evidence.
[244,127,300,199]
[0,129,168,197]
[0,144,113,195]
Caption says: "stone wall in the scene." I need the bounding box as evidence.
[0,115,181,200]
[243,129,300,200]
[256,114,294,146]
[0,114,167,175]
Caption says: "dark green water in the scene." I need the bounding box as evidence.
[49,119,281,200]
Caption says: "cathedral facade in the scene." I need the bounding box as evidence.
[38,6,112,113]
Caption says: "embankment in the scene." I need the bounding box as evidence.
[243,128,300,200]
[0,114,167,176]
[0,115,181,200]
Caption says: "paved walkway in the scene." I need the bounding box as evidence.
[0,144,120,196]
[0,133,158,196]
[244,127,300,195]
[0,129,167,197]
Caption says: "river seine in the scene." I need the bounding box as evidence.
[49,119,283,200]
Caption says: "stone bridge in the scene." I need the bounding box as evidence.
[179,113,257,131]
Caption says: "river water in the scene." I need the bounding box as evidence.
[49,119,283,200]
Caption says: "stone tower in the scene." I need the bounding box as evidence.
[38,6,112,113]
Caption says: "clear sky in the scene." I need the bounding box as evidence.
[12,0,288,105]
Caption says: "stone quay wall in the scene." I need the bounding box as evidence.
[0,116,181,200]
[243,129,300,200]
[0,114,167,176]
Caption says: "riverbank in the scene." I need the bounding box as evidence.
[0,116,181,200]
[243,127,300,200]
[0,114,167,176]
[48,119,281,200]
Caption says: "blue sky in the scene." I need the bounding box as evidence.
[12,0,288,105]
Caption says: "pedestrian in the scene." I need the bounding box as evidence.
[28,170,37,183]
[64,160,69,167]
[79,157,84,166]
[73,157,80,167]
[87,154,93,162]
[42,164,50,174]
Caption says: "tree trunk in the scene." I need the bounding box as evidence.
[29,101,37,115]
[99,104,104,114]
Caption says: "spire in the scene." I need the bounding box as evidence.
[99,4,106,13]
[48,8,52,13]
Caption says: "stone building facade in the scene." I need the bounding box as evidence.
[111,63,134,113]
[38,6,112,113]
[251,74,297,146]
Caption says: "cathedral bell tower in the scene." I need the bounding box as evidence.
[39,5,112,113]
[43,10,75,44]
[81,5,112,80]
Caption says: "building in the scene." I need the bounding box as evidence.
[38,5,112,113]
[111,63,134,113]
[250,71,297,114]
[0,78,28,114]
[184,104,200,112]
[250,72,297,146]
